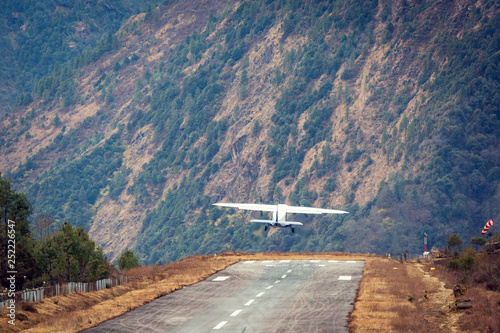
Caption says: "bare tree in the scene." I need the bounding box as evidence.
[35,214,53,241]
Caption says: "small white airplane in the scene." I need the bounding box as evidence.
[213,201,348,233]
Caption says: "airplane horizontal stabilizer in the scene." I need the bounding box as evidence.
[250,219,274,224]
[249,219,304,226]
[279,221,303,226]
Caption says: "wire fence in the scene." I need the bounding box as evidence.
[0,275,127,309]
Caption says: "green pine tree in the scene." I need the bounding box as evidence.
[118,249,140,270]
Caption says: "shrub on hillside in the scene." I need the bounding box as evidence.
[472,254,500,291]
[118,249,140,270]
[446,246,476,271]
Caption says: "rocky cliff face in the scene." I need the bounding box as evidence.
[2,0,499,262]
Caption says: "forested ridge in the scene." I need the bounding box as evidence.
[0,175,110,289]
[1,0,499,264]
[0,0,158,113]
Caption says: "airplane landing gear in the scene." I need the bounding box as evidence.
[291,227,295,233]
[264,225,268,231]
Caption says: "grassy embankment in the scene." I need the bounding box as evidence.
[0,252,477,332]
[350,258,457,332]
[429,253,500,333]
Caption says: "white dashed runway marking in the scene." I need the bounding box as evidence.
[338,276,352,281]
[213,321,227,329]
[230,310,242,317]
[212,276,230,282]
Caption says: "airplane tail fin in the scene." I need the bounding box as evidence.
[249,219,303,226]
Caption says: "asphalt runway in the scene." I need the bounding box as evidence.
[83,260,365,333]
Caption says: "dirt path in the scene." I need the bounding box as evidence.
[410,264,462,333]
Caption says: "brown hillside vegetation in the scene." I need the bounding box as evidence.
[3,0,491,262]
[0,252,470,333]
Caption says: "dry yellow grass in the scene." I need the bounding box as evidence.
[349,258,464,333]
[0,252,459,333]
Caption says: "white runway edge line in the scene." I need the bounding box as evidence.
[230,309,242,317]
[212,276,230,281]
[245,299,255,306]
[338,276,352,280]
[213,321,228,330]
[244,261,255,264]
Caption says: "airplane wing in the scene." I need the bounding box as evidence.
[213,203,276,212]
[214,203,348,214]
[284,205,349,215]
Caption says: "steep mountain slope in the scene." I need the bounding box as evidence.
[2,0,499,263]
[0,0,159,115]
